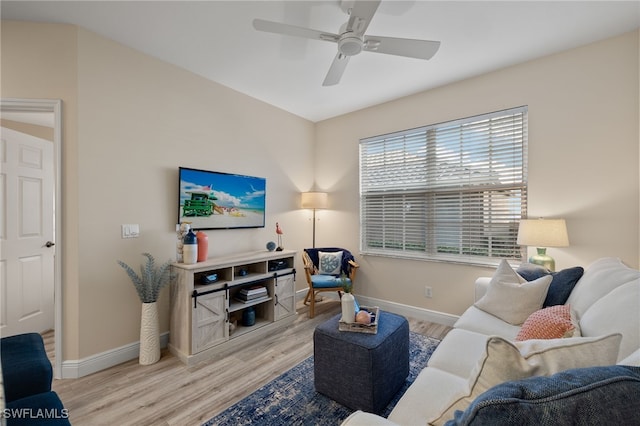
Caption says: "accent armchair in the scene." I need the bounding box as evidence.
[302,247,359,318]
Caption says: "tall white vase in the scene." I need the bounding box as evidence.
[139,302,161,365]
[341,292,356,324]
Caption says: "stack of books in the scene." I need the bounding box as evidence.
[236,285,268,303]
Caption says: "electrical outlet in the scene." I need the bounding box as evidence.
[424,286,433,298]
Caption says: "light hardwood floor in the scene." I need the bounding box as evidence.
[47,299,451,426]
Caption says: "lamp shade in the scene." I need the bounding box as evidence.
[517,219,569,247]
[301,192,328,210]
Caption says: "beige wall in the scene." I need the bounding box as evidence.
[2,21,316,360]
[74,28,315,358]
[316,30,639,315]
[2,20,638,364]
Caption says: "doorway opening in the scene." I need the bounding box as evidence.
[1,98,63,378]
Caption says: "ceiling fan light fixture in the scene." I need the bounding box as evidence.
[338,33,363,56]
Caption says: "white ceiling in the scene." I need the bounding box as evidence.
[2,1,639,122]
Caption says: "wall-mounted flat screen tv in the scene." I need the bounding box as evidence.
[178,167,266,230]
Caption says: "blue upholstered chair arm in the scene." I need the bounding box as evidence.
[1,333,53,403]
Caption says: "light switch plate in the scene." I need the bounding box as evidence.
[121,224,140,238]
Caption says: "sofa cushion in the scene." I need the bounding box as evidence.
[453,306,520,340]
[579,281,639,362]
[517,263,584,307]
[474,260,552,325]
[444,365,640,426]
[515,305,575,341]
[566,257,640,318]
[428,333,622,425]
[387,367,467,426]
[310,274,342,288]
[341,410,398,426]
[427,329,491,379]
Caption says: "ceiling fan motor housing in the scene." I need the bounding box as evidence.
[338,33,363,56]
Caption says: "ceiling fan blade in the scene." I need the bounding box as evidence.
[346,0,382,35]
[322,53,350,86]
[253,19,339,43]
[364,35,441,60]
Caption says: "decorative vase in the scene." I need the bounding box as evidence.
[139,302,160,365]
[183,229,198,264]
[341,292,356,323]
[196,231,208,262]
[242,306,256,326]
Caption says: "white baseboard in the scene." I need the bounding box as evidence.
[295,289,459,327]
[60,332,169,379]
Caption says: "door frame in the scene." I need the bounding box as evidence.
[1,98,63,378]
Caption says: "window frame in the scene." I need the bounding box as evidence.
[359,106,528,265]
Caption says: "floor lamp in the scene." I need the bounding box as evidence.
[301,192,328,248]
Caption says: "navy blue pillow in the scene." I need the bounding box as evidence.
[445,365,640,426]
[517,263,584,307]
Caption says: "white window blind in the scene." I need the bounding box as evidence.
[360,106,528,263]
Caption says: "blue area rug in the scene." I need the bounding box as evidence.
[203,332,439,426]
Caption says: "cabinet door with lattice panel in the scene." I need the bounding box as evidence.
[274,274,295,320]
[192,290,228,353]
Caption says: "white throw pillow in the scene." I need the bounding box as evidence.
[318,251,343,275]
[474,259,552,325]
[429,333,622,425]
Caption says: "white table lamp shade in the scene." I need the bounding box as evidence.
[517,219,569,247]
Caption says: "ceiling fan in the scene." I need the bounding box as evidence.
[253,0,441,86]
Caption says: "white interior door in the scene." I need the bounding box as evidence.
[0,126,55,336]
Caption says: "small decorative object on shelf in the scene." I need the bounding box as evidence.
[266,241,276,252]
[196,231,208,262]
[242,306,256,326]
[176,222,191,262]
[275,222,284,251]
[183,229,198,264]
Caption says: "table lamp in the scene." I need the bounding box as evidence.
[301,191,328,248]
[516,218,569,271]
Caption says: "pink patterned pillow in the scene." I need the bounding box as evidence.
[516,305,575,341]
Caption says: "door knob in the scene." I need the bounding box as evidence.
[45,241,55,248]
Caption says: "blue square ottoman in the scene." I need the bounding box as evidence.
[313,311,409,414]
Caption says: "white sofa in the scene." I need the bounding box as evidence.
[342,257,640,425]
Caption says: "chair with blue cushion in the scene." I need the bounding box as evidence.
[302,247,359,318]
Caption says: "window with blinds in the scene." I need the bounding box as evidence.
[359,106,528,264]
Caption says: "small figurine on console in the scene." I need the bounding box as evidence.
[276,222,284,251]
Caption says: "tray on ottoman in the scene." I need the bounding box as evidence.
[339,306,379,334]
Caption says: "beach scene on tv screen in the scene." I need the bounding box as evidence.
[179,168,265,229]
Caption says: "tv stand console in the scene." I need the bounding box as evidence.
[169,249,297,365]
